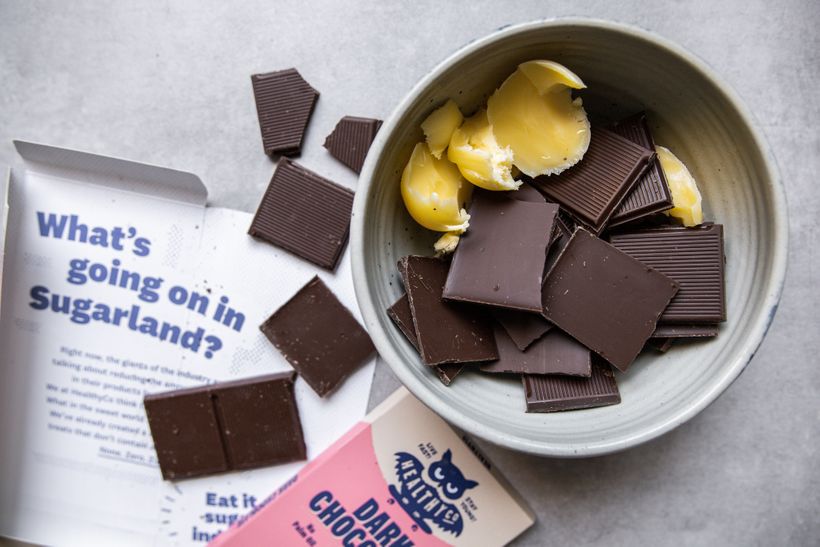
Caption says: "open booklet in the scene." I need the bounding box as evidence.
[0,142,376,546]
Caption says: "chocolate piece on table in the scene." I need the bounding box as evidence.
[482,324,591,377]
[651,324,719,339]
[323,116,383,173]
[542,228,679,372]
[260,276,375,397]
[531,128,653,234]
[493,308,552,351]
[443,191,558,313]
[522,360,620,413]
[401,256,498,366]
[608,112,673,227]
[251,68,319,156]
[387,294,464,385]
[144,372,305,480]
[609,224,726,324]
[249,159,353,270]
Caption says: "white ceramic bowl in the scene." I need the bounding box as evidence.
[351,18,787,456]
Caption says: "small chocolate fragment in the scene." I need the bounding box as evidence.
[645,338,674,353]
[401,256,498,366]
[144,372,305,480]
[531,128,653,234]
[651,324,719,339]
[522,360,620,413]
[610,224,726,324]
[324,116,382,173]
[251,68,319,156]
[493,308,552,351]
[542,228,679,372]
[261,276,375,397]
[387,294,464,385]
[608,113,673,226]
[249,159,353,270]
[443,191,558,312]
[482,324,591,377]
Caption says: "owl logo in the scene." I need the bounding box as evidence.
[388,449,479,537]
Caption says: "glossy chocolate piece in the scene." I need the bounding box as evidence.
[387,293,464,385]
[443,191,558,312]
[249,159,353,270]
[260,276,375,397]
[541,228,679,372]
[401,256,498,366]
[144,372,305,480]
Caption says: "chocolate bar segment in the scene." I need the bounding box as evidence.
[506,181,546,202]
[144,372,305,480]
[249,159,353,270]
[608,113,673,226]
[251,68,319,156]
[651,324,719,339]
[443,191,558,312]
[260,276,375,397]
[522,361,620,413]
[542,228,679,372]
[493,308,552,351]
[609,224,726,324]
[531,128,653,233]
[401,256,498,366]
[323,116,382,173]
[482,324,591,377]
[387,294,464,385]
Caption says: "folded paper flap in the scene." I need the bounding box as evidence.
[13,140,208,206]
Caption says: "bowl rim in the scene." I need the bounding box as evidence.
[351,17,788,457]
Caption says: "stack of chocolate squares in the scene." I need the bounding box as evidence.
[388,113,726,412]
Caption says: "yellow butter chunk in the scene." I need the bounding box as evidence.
[401,142,472,233]
[447,109,520,191]
[421,99,464,159]
[656,145,703,227]
[487,60,591,177]
[433,232,461,255]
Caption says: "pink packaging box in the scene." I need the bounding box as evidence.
[209,388,534,546]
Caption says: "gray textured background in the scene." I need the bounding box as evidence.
[1,1,818,546]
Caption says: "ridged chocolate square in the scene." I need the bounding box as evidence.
[324,116,382,173]
[531,128,653,234]
[522,361,620,413]
[251,68,319,156]
[249,159,353,270]
[261,276,375,397]
[609,224,726,324]
[387,294,464,386]
[608,113,673,227]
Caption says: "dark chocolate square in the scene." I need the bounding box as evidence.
[261,276,375,397]
[249,159,353,270]
[482,324,591,377]
[323,116,382,173]
[541,228,679,372]
[522,360,621,413]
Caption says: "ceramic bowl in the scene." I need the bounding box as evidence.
[351,18,787,456]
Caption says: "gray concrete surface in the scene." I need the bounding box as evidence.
[1,1,818,545]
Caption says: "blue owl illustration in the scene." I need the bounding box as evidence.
[388,449,479,537]
[427,449,479,500]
